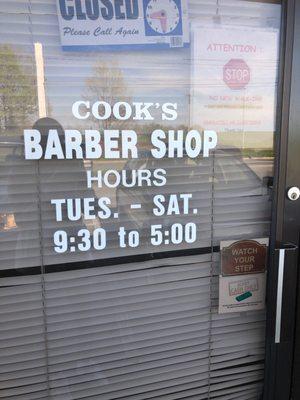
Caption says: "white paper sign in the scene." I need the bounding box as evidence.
[56,0,189,51]
[218,273,266,314]
[191,26,279,133]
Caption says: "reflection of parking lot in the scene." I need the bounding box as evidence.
[90,155,274,210]
[114,148,273,245]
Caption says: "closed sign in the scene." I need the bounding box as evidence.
[56,0,189,50]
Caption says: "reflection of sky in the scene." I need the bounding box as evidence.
[0,0,281,131]
[42,47,191,126]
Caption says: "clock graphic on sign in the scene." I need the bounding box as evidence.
[144,0,182,36]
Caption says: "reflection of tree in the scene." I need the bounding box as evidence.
[85,61,130,129]
[0,45,37,134]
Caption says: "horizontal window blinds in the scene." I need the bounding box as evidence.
[0,0,280,399]
[0,274,49,399]
[0,254,267,399]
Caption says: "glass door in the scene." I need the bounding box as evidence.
[0,0,283,399]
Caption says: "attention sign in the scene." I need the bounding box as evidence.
[191,26,280,133]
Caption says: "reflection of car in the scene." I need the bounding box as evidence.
[116,147,272,246]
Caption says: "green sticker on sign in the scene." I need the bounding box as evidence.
[235,291,253,302]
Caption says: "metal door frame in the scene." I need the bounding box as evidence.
[264,0,300,398]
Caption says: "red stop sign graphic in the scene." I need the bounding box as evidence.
[223,59,250,90]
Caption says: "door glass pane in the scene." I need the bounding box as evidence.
[0,0,281,399]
